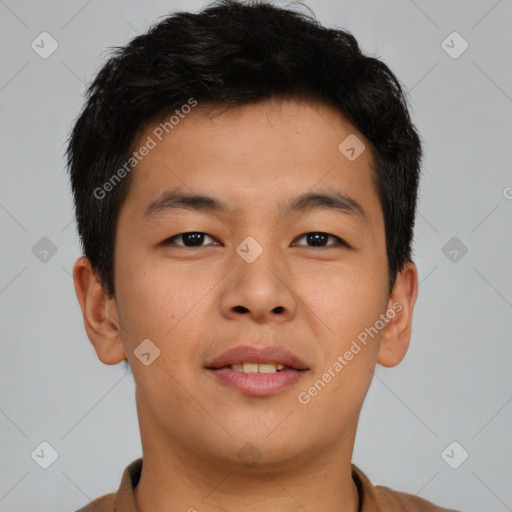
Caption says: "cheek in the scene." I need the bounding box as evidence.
[114,255,182,342]
[296,272,384,415]
[298,255,387,324]
[295,262,387,382]
[115,255,218,360]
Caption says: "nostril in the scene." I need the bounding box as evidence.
[273,306,284,313]
[234,305,249,313]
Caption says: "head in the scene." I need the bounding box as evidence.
[68,0,421,471]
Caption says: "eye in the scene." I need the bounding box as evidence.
[164,232,218,247]
[162,231,349,249]
[293,232,349,248]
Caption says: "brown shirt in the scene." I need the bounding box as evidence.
[76,458,461,512]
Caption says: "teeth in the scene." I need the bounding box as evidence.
[229,363,287,373]
[243,362,259,373]
[259,363,279,374]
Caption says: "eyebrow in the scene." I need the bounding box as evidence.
[141,187,369,225]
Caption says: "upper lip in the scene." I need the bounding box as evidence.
[206,345,309,370]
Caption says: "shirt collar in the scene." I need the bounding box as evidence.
[114,458,379,512]
[114,457,141,511]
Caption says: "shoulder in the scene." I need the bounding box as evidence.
[75,492,115,512]
[351,464,462,512]
[373,483,462,512]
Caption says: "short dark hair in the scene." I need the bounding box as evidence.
[66,0,422,299]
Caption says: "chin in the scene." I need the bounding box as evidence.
[200,432,317,473]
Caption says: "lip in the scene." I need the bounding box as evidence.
[205,345,309,397]
[206,345,309,370]
[207,368,306,396]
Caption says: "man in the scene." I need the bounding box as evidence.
[67,1,461,510]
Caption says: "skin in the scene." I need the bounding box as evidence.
[73,98,418,512]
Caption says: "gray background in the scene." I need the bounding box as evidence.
[1,0,511,511]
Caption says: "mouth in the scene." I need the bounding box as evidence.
[216,362,299,373]
[205,345,309,396]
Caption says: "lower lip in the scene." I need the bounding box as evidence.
[207,368,306,396]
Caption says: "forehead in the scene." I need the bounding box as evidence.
[120,98,381,227]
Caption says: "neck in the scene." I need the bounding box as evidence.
[133,433,360,512]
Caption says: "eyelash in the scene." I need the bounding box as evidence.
[163,231,349,249]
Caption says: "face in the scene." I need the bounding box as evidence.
[87,98,413,470]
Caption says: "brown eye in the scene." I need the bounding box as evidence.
[165,232,217,247]
[293,232,348,248]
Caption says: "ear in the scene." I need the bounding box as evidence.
[72,256,127,365]
[377,261,418,368]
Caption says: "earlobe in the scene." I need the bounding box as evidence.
[377,262,419,368]
[72,256,127,365]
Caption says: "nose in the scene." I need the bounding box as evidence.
[219,246,298,324]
